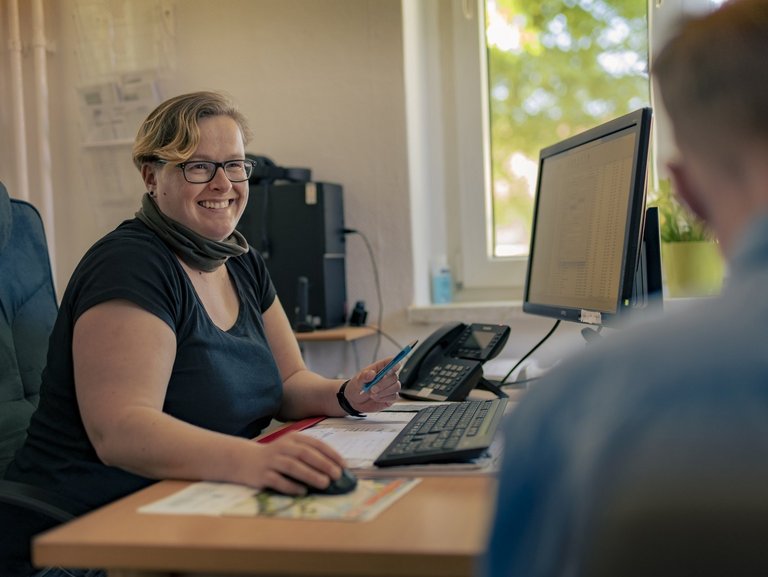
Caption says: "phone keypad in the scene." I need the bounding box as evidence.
[424,363,472,395]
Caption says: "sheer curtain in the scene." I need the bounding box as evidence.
[2,0,56,274]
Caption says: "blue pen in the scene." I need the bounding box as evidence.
[361,339,419,394]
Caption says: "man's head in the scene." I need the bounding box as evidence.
[654,0,768,255]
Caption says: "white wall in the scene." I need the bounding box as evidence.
[0,0,419,374]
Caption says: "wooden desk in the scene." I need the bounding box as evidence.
[34,476,496,577]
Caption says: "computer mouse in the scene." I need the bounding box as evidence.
[305,468,358,495]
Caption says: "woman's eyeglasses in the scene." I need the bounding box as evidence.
[156,159,255,184]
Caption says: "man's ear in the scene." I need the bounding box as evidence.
[667,161,710,224]
[141,163,158,194]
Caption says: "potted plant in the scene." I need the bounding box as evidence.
[650,179,724,297]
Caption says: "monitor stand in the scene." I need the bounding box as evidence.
[581,326,603,344]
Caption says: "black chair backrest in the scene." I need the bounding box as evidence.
[0,181,57,477]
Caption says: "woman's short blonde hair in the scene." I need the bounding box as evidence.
[132,91,252,169]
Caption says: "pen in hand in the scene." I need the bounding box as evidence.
[360,340,419,395]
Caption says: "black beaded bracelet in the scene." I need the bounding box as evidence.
[336,380,366,417]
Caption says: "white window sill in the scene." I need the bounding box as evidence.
[407,300,526,325]
[407,295,714,325]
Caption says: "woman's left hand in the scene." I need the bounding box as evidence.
[342,357,403,413]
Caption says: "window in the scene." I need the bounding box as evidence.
[404,0,722,306]
[486,0,650,259]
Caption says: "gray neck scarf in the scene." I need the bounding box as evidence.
[135,193,249,272]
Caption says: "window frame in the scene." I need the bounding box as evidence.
[452,0,527,292]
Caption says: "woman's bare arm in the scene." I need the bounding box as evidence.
[73,300,343,494]
[263,297,401,421]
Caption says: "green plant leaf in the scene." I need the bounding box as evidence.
[648,178,713,243]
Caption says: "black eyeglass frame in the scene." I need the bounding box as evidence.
[155,159,256,184]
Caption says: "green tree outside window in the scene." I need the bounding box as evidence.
[487,0,650,257]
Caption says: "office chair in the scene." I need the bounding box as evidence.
[577,407,768,577]
[0,181,90,576]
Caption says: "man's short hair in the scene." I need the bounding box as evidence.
[653,0,768,163]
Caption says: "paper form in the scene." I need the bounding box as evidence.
[300,413,415,469]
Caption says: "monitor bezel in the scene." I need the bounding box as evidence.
[522,107,653,327]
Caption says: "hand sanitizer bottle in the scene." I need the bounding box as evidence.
[431,255,454,304]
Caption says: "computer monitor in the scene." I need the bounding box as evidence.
[523,108,656,327]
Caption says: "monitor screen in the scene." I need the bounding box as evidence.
[523,108,653,326]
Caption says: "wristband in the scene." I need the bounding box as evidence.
[336,380,366,417]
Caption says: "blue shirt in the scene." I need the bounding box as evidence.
[5,219,282,514]
[483,217,768,577]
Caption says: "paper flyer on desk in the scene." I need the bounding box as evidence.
[223,478,420,521]
[139,478,420,522]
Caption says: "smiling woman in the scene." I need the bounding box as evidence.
[2,91,406,577]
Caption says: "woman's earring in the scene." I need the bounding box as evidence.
[148,190,156,197]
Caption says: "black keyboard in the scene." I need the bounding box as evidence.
[374,398,508,467]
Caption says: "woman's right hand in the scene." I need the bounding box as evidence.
[248,432,346,495]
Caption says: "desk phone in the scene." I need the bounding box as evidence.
[399,322,510,401]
